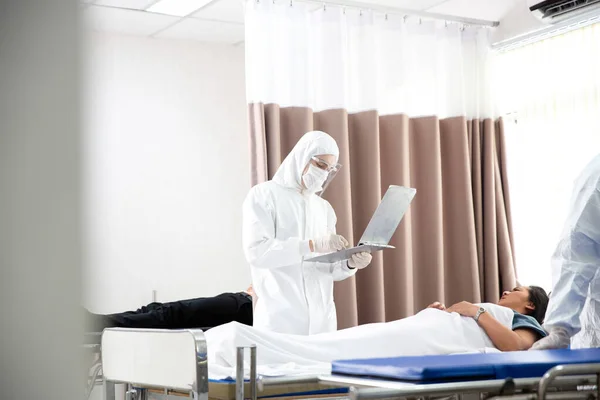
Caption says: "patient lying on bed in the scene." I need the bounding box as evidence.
[205,286,549,379]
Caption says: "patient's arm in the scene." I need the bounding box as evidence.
[446,301,539,351]
[476,313,538,351]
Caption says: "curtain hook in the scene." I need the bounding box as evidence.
[403,15,407,23]
[444,20,448,28]
[323,2,326,11]
[419,17,422,25]
[384,13,388,21]
[359,9,363,16]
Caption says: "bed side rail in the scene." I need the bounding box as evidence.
[345,363,600,400]
[101,328,208,400]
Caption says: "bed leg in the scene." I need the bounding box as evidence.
[236,347,245,400]
[235,345,258,400]
[125,387,137,400]
[191,328,209,400]
[104,380,115,400]
[250,345,257,400]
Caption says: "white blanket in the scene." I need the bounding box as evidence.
[205,303,514,380]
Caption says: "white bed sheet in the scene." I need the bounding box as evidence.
[205,303,513,380]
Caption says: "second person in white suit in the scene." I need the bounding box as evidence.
[242,131,372,335]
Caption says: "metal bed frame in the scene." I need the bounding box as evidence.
[321,365,600,400]
[87,327,214,400]
[85,332,105,400]
[101,328,208,400]
[100,328,600,400]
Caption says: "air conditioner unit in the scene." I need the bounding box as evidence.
[528,0,600,23]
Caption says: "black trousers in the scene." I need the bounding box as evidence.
[86,292,253,331]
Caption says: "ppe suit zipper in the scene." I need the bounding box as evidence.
[300,194,311,333]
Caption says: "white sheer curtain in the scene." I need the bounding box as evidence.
[244,1,516,323]
[494,22,600,291]
[245,0,494,118]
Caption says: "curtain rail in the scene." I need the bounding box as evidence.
[290,0,499,27]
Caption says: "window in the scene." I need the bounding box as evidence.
[493,22,600,291]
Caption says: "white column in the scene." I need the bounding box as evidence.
[0,1,83,398]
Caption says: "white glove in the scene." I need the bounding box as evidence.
[313,234,349,253]
[530,326,571,350]
[348,252,372,269]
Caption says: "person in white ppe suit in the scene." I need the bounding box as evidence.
[531,154,600,350]
[242,131,373,335]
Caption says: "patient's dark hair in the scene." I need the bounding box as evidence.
[527,286,549,324]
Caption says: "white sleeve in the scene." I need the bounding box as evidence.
[543,186,600,334]
[319,202,357,281]
[330,260,358,281]
[242,187,311,269]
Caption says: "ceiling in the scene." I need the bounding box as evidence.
[80,0,523,45]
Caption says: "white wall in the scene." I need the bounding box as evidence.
[82,33,251,313]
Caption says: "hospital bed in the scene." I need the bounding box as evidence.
[99,327,347,400]
[100,327,600,400]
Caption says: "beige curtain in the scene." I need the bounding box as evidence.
[249,103,517,329]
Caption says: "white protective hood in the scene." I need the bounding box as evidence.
[272,130,339,193]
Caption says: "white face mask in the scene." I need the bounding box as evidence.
[302,164,329,193]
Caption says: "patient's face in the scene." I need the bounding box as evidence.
[498,286,530,312]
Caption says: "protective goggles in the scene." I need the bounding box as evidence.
[311,156,341,173]
[310,156,342,196]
